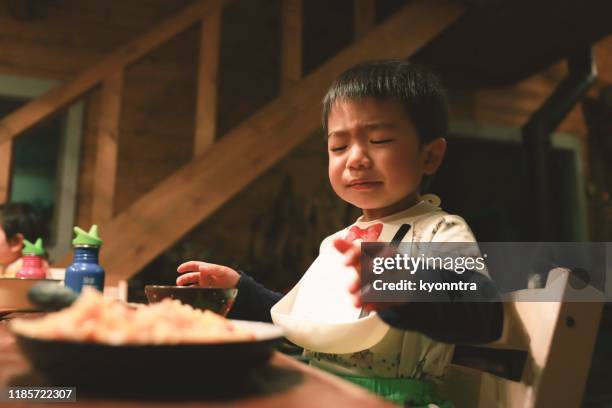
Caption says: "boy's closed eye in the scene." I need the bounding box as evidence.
[329,145,347,152]
[329,139,395,152]
[370,138,394,144]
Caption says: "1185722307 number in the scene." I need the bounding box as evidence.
[2,387,76,402]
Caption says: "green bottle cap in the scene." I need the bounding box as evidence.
[72,225,102,247]
[22,238,45,256]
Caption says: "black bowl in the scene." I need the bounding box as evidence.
[12,320,283,393]
[145,286,238,316]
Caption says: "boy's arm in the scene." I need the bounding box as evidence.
[343,214,504,344]
[376,214,504,344]
[377,269,504,344]
[226,272,283,323]
[227,232,344,323]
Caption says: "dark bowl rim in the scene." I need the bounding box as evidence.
[12,332,277,348]
[144,285,237,291]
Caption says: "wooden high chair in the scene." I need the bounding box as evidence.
[439,268,604,408]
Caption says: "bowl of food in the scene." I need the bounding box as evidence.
[145,285,238,316]
[10,289,283,392]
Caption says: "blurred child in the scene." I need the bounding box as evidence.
[0,203,46,278]
[176,60,502,406]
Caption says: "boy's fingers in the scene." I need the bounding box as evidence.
[364,303,379,313]
[197,263,229,278]
[177,261,206,273]
[348,275,361,294]
[333,238,353,253]
[334,238,364,266]
[178,261,226,277]
[344,247,361,267]
[176,272,200,286]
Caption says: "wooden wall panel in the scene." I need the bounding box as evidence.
[114,26,199,214]
[194,12,221,156]
[0,0,194,80]
[216,0,281,137]
[0,142,12,203]
[92,72,124,223]
[302,0,353,76]
[354,0,375,39]
[281,0,302,90]
[74,88,101,229]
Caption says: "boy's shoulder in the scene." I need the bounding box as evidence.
[319,230,346,253]
[318,207,476,250]
[411,211,476,243]
[396,194,476,243]
[317,195,477,250]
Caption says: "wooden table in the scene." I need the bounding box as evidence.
[0,313,393,408]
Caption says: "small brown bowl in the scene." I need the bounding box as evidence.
[144,286,238,316]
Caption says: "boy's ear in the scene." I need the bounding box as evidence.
[8,233,24,255]
[422,137,447,175]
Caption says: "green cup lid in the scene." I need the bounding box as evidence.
[22,238,45,256]
[72,225,102,246]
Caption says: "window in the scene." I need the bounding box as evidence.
[0,75,84,261]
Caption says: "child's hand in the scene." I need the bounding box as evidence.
[333,238,383,312]
[333,238,396,313]
[176,261,241,288]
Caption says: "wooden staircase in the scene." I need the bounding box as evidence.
[0,0,465,285]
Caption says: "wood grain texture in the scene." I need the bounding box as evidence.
[281,0,303,90]
[91,71,124,223]
[0,141,12,203]
[73,89,101,229]
[194,10,221,156]
[354,0,375,39]
[0,0,194,81]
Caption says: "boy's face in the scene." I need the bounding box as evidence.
[327,97,446,221]
[0,227,22,265]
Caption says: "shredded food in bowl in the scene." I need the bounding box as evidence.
[11,288,255,345]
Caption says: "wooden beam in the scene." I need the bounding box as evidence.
[194,9,221,157]
[0,142,12,203]
[0,0,230,146]
[48,102,85,260]
[69,0,466,284]
[354,0,376,39]
[281,0,302,90]
[91,71,123,224]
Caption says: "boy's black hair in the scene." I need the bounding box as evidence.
[322,59,448,145]
[0,202,44,242]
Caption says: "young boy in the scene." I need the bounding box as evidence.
[177,60,502,406]
[0,203,45,278]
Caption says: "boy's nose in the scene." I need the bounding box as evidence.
[346,145,372,169]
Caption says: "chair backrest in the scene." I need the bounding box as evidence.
[439,268,604,408]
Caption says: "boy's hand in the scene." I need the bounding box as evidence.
[176,261,240,288]
[333,238,392,313]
